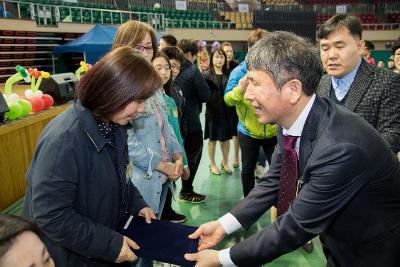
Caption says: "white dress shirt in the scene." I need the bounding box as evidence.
[218,94,316,266]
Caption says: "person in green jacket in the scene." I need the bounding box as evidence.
[224,29,277,197]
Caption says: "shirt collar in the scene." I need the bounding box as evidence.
[283,94,316,137]
[74,100,120,151]
[331,59,362,90]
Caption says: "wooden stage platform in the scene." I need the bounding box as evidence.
[1,83,70,210]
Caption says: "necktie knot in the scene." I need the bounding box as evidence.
[284,135,298,151]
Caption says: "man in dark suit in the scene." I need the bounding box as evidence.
[317,14,400,154]
[184,31,400,267]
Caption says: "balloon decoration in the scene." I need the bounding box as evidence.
[24,68,53,112]
[197,40,209,72]
[75,61,92,80]
[211,41,221,53]
[2,65,54,121]
[3,65,32,120]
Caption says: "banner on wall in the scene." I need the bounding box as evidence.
[175,1,187,11]
[238,4,249,13]
[336,5,347,14]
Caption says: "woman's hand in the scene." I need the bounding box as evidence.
[138,207,156,223]
[115,236,139,263]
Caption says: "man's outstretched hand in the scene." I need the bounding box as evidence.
[188,221,226,251]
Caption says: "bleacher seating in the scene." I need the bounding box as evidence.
[219,11,253,29]
[2,0,400,30]
[317,13,380,25]
[263,0,298,5]
[9,0,120,25]
[387,12,400,23]
[128,5,229,29]
[306,0,360,3]
[130,5,212,21]
[189,0,218,3]
[8,0,227,29]
[360,13,379,23]
[373,0,398,3]
[0,30,83,83]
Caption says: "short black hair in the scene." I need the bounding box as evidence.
[392,39,400,54]
[161,34,177,46]
[162,46,186,64]
[364,40,375,51]
[318,14,362,40]
[177,39,199,56]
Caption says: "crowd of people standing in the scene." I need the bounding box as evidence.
[2,13,400,267]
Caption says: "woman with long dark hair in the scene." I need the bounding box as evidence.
[204,48,234,175]
[221,41,240,168]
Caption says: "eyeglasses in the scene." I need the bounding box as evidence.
[154,64,171,71]
[134,44,154,53]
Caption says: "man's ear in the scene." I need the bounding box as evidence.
[288,79,302,104]
[360,39,366,49]
[358,39,365,55]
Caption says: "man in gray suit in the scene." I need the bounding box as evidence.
[184,31,400,267]
[317,14,400,153]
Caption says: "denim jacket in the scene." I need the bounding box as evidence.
[127,90,182,214]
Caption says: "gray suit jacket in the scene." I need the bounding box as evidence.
[317,60,400,153]
[229,97,400,267]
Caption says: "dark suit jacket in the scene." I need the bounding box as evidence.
[229,97,400,267]
[317,60,400,153]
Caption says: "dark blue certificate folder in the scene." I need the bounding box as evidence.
[119,215,199,266]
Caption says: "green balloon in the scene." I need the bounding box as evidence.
[18,99,32,117]
[5,102,22,120]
